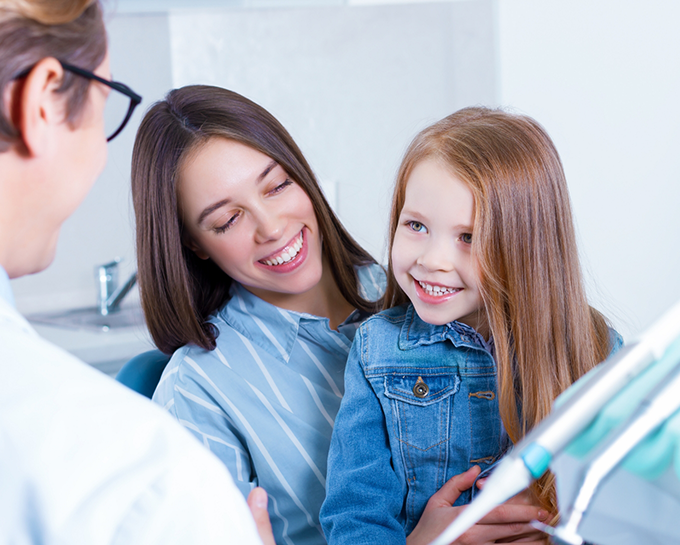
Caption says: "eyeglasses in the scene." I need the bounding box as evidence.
[59,61,142,142]
[15,61,142,142]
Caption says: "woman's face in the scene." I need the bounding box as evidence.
[177,137,324,305]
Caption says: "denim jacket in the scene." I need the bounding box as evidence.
[320,304,510,545]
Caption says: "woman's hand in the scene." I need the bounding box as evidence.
[247,487,276,545]
[406,466,552,545]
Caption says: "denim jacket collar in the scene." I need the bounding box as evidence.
[399,304,490,352]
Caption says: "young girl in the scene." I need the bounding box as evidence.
[320,107,620,544]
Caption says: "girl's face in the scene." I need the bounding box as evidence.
[391,158,484,329]
[178,138,324,305]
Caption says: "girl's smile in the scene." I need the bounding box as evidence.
[414,279,462,302]
[391,157,484,329]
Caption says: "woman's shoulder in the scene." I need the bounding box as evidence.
[161,338,237,387]
[356,263,386,302]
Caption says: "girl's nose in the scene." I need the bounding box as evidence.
[416,239,455,272]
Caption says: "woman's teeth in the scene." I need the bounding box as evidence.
[418,280,459,296]
[262,233,303,266]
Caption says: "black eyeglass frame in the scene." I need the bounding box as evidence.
[15,60,142,142]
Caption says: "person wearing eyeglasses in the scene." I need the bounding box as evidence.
[0,1,274,543]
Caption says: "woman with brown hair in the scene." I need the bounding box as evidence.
[0,0,272,543]
[131,85,384,545]
[321,106,621,544]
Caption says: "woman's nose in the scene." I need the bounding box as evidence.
[253,208,285,244]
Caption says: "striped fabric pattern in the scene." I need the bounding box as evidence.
[153,264,384,545]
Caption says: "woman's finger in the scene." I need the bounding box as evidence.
[247,487,276,545]
[462,521,547,544]
[477,503,549,525]
[428,466,482,508]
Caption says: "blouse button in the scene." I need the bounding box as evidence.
[413,377,429,398]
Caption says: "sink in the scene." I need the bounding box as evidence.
[27,305,146,332]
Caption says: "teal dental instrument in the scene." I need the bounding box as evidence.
[428,299,680,545]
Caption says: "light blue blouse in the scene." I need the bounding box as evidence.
[153,264,384,545]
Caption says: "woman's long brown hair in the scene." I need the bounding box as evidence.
[384,107,612,513]
[131,85,379,355]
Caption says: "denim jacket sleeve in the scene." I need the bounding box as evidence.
[320,326,407,545]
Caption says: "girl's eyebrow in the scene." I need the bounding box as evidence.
[197,160,279,225]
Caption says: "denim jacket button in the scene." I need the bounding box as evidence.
[413,377,429,398]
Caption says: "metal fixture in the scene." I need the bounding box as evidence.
[96,259,138,316]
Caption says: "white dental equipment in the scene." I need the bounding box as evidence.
[428,299,680,545]
[535,339,680,544]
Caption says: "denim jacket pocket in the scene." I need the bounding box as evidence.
[383,373,460,450]
[382,373,461,529]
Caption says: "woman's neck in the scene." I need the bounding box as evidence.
[245,255,355,330]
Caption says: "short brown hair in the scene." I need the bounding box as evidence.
[385,107,612,513]
[131,85,379,354]
[0,0,106,152]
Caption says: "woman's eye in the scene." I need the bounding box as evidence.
[407,221,427,233]
[214,212,241,233]
[269,179,293,195]
[461,233,473,244]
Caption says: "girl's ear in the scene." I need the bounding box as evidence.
[11,57,67,158]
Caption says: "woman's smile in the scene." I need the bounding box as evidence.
[177,137,325,305]
[257,228,309,272]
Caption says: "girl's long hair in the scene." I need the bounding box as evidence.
[384,107,612,513]
[132,85,379,355]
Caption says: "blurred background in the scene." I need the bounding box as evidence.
[11,0,680,347]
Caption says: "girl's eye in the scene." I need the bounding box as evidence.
[407,221,428,233]
[214,211,241,234]
[461,233,473,244]
[269,179,293,195]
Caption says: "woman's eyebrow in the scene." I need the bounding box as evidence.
[198,198,230,225]
[257,159,278,183]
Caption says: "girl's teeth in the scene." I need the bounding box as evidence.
[418,280,458,296]
[263,233,303,266]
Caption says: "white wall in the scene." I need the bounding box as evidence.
[169,1,496,262]
[498,0,680,340]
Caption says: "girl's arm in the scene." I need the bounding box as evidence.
[320,330,407,545]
